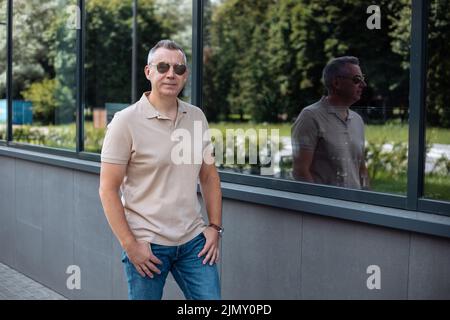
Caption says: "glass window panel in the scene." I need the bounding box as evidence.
[203,0,411,194]
[84,0,192,153]
[12,0,77,149]
[424,0,450,202]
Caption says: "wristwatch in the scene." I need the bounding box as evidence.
[208,223,224,236]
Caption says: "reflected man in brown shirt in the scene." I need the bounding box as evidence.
[291,56,370,189]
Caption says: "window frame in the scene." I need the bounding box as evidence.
[1,0,449,217]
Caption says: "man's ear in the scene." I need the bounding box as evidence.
[332,77,340,91]
[144,65,151,81]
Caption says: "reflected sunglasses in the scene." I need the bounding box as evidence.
[149,62,187,75]
[338,74,366,85]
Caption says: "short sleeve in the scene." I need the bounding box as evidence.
[291,109,319,155]
[100,112,132,165]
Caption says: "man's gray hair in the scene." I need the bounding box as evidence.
[322,56,360,93]
[147,39,187,65]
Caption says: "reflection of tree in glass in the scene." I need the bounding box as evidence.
[84,0,191,111]
[0,0,76,125]
[203,0,414,124]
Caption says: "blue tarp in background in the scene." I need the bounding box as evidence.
[0,100,33,125]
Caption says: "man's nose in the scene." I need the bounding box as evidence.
[166,66,176,78]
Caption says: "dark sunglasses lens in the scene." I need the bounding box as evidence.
[353,76,364,84]
[174,64,187,75]
[157,62,170,73]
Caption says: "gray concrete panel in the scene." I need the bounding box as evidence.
[74,172,112,255]
[301,215,409,299]
[221,199,302,299]
[163,274,186,300]
[73,172,113,299]
[408,233,450,299]
[72,243,113,300]
[15,160,43,228]
[41,166,75,297]
[0,157,16,266]
[15,221,43,281]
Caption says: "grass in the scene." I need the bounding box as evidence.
[209,122,291,137]
[5,121,450,144]
[424,174,450,201]
[366,123,450,145]
[209,121,450,144]
[370,172,407,195]
[336,172,450,201]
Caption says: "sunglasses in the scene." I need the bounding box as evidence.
[338,74,366,85]
[150,62,187,75]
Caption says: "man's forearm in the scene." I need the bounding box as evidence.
[360,164,370,189]
[300,170,314,183]
[293,166,314,183]
[200,175,222,226]
[99,190,136,250]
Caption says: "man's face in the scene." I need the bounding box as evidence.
[145,48,188,98]
[334,63,366,104]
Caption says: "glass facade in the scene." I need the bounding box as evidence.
[203,0,411,195]
[11,0,77,149]
[83,0,192,153]
[0,0,448,215]
[424,0,450,202]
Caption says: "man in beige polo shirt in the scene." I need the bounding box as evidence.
[99,40,222,300]
[291,56,370,189]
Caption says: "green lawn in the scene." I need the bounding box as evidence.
[209,122,292,137]
[424,174,450,201]
[210,122,450,144]
[7,121,450,145]
[370,172,450,201]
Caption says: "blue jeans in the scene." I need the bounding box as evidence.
[122,232,221,300]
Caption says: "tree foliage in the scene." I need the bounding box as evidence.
[203,0,449,127]
[0,0,187,123]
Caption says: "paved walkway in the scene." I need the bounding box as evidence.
[0,262,67,300]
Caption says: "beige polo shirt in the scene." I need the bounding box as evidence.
[101,92,213,245]
[291,96,366,189]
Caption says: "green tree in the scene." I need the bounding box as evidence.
[204,0,411,123]
[426,0,450,127]
[21,78,58,124]
[203,0,275,122]
[85,0,189,110]
[0,0,60,100]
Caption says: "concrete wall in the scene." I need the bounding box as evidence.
[1,156,449,299]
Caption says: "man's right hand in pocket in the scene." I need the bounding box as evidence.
[125,240,163,278]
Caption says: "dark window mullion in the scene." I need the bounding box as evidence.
[76,0,85,153]
[191,0,203,108]
[407,0,429,210]
[6,0,12,143]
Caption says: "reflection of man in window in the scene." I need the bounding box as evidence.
[291,56,369,189]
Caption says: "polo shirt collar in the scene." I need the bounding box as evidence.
[322,96,354,119]
[139,92,188,119]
